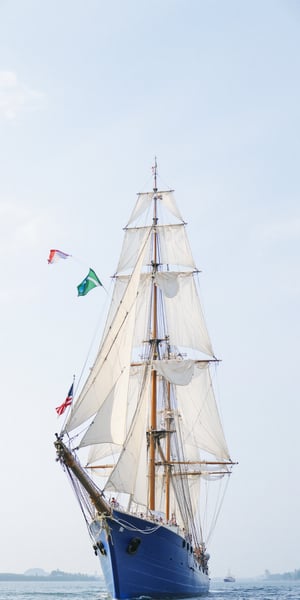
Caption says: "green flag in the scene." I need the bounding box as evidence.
[77,268,102,296]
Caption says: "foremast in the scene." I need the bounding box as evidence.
[148,158,173,521]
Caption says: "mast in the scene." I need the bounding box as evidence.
[149,157,158,510]
[165,380,171,522]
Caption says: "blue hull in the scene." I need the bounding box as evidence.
[91,510,209,599]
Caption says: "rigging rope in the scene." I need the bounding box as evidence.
[110,514,162,535]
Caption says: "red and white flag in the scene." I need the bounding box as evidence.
[48,249,71,264]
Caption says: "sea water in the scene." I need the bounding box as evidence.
[0,579,299,600]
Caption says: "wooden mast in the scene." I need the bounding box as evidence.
[149,157,158,511]
[165,380,171,522]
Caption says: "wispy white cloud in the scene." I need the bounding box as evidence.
[0,70,44,119]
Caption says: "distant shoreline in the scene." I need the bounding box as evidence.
[0,573,100,582]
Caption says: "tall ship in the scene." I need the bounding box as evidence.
[224,571,236,583]
[55,161,235,598]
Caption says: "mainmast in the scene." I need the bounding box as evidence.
[148,158,172,519]
[149,158,158,510]
[165,380,171,522]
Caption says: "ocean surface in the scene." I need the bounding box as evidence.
[0,579,299,600]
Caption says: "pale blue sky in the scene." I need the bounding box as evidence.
[0,0,299,579]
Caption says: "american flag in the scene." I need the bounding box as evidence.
[56,383,74,416]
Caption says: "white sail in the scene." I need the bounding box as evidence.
[79,372,129,448]
[127,192,153,226]
[176,364,230,460]
[83,361,229,510]
[153,359,195,385]
[156,224,196,269]
[64,226,151,433]
[155,272,179,298]
[127,191,184,226]
[81,364,146,450]
[117,226,151,274]
[117,224,196,275]
[111,272,214,359]
[104,366,150,506]
[161,191,184,222]
[163,273,214,357]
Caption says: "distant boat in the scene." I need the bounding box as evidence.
[224,571,236,582]
[54,160,236,599]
